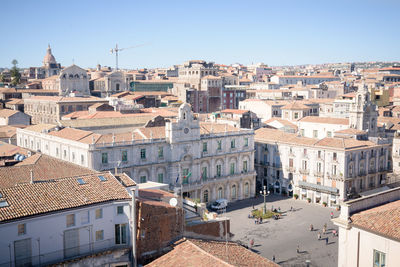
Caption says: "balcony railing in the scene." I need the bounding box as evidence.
[0,238,128,267]
[181,171,257,189]
[286,166,296,172]
[314,171,324,177]
[299,169,310,175]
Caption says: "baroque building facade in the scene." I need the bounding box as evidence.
[17,104,256,203]
[255,128,390,206]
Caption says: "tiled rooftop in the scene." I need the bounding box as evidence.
[350,199,400,241]
[0,154,97,189]
[146,238,278,267]
[0,172,131,222]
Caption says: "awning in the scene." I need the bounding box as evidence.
[301,189,307,195]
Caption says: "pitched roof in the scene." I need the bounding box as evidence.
[0,154,96,189]
[298,116,349,125]
[263,118,298,130]
[0,109,20,118]
[350,199,400,241]
[48,127,94,141]
[199,122,242,134]
[314,138,378,149]
[23,124,57,133]
[146,238,278,267]
[0,141,29,157]
[0,172,131,223]
[281,102,309,110]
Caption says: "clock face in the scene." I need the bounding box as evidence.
[184,128,189,134]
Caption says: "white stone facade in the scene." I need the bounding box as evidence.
[17,104,256,203]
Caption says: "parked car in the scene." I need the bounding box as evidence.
[211,199,228,210]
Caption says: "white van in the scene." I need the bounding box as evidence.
[211,199,228,210]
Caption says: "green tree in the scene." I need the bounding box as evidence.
[10,59,21,86]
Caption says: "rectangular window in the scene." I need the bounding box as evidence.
[158,147,163,158]
[244,137,249,147]
[66,214,75,227]
[304,149,307,155]
[158,173,163,183]
[318,150,321,158]
[202,167,207,180]
[117,206,124,215]
[294,112,299,119]
[18,224,26,235]
[81,211,89,224]
[333,152,337,161]
[81,155,84,165]
[317,162,322,172]
[95,230,104,241]
[182,168,189,184]
[313,130,318,138]
[95,208,103,219]
[217,140,222,150]
[121,150,128,162]
[302,160,307,170]
[230,163,235,175]
[333,165,337,175]
[140,176,146,183]
[327,131,332,137]
[102,153,108,164]
[231,139,236,148]
[264,168,267,176]
[243,161,248,172]
[115,224,127,245]
[373,249,386,267]
[289,158,293,167]
[215,164,221,177]
[300,129,305,136]
[203,142,208,152]
[140,149,146,159]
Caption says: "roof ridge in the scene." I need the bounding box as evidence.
[185,239,233,267]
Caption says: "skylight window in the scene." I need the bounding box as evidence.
[77,178,86,185]
[98,175,107,182]
[0,200,9,208]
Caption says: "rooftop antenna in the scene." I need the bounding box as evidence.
[110,43,149,71]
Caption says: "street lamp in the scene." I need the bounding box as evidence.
[259,185,270,214]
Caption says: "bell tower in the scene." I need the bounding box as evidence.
[349,81,378,136]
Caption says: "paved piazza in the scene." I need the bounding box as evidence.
[223,195,339,267]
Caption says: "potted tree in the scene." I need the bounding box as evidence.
[322,202,327,207]
[307,198,311,203]
[294,194,299,200]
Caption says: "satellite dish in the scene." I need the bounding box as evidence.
[169,198,178,207]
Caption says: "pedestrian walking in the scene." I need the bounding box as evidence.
[318,232,321,240]
[330,211,334,219]
[250,239,254,248]
[296,245,300,253]
[260,217,263,224]
[290,206,293,211]
[309,224,314,231]
[325,237,329,245]
[272,255,275,262]
[278,207,281,212]
[254,218,257,224]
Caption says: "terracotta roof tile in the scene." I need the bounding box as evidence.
[350,200,400,241]
[0,154,96,189]
[146,238,278,267]
[220,109,249,115]
[0,172,131,222]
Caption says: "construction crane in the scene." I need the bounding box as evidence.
[110,43,147,70]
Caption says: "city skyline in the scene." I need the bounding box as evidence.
[1,0,400,69]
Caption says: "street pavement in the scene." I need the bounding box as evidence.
[223,194,339,267]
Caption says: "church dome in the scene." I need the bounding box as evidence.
[43,44,57,65]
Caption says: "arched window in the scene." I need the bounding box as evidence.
[69,74,73,79]
[203,190,209,203]
[218,187,223,199]
[74,74,79,78]
[116,83,120,91]
[231,185,236,200]
[244,182,249,197]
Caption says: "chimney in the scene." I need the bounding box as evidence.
[30,169,34,184]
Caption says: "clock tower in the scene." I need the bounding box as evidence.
[166,103,200,143]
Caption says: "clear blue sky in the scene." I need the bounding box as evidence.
[1,0,399,69]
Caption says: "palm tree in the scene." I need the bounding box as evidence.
[10,59,21,86]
